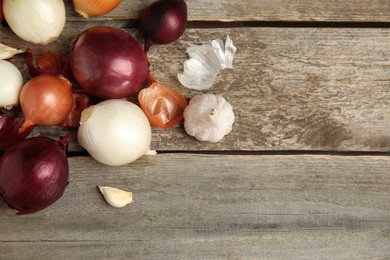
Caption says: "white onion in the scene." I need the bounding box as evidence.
[0,60,23,109]
[78,99,155,166]
[3,0,66,45]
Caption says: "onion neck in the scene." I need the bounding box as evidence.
[18,120,34,134]
[144,39,153,53]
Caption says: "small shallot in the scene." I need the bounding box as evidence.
[184,94,234,143]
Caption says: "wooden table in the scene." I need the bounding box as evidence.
[1,0,390,259]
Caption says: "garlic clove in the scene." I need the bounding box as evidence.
[177,35,237,90]
[184,94,235,143]
[73,0,122,18]
[98,186,133,208]
[0,43,26,60]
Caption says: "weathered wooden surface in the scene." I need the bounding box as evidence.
[63,0,390,22]
[1,0,390,259]
[1,154,389,259]
[3,26,390,152]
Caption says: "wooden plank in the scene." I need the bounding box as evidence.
[0,154,389,259]
[3,26,389,152]
[63,0,390,22]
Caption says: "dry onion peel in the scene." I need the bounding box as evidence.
[138,73,187,129]
[178,35,237,90]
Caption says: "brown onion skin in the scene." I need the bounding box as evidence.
[0,136,69,215]
[142,0,187,52]
[69,26,149,99]
[73,0,122,18]
[19,74,73,132]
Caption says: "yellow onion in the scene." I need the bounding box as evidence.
[19,75,73,133]
[73,0,122,18]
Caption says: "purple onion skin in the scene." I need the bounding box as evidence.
[0,136,69,215]
[69,26,149,99]
[0,115,34,151]
[142,0,187,52]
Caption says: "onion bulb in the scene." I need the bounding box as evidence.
[69,26,149,99]
[19,75,73,133]
[142,0,187,52]
[0,136,69,215]
[138,73,187,129]
[3,0,66,45]
[78,99,155,166]
[0,60,23,110]
[73,0,122,18]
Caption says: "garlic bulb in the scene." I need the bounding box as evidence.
[184,94,235,143]
[177,35,237,90]
[3,0,66,45]
[98,186,133,208]
[0,60,24,109]
[0,43,26,60]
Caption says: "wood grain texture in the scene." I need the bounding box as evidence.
[0,154,389,259]
[63,0,390,22]
[3,26,389,152]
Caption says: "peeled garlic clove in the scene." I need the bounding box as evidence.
[73,0,122,18]
[183,94,235,143]
[98,186,133,208]
[177,35,237,90]
[0,43,26,60]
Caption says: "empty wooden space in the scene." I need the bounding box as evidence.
[0,0,389,259]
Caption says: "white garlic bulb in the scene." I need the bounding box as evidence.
[98,186,133,208]
[184,94,235,143]
[177,35,237,90]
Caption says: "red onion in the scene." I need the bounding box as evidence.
[0,136,70,215]
[69,26,149,99]
[142,0,187,52]
[0,115,34,151]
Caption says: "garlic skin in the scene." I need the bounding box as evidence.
[178,35,237,90]
[98,186,133,208]
[0,60,24,109]
[0,43,26,60]
[3,0,66,45]
[184,94,235,143]
[73,0,122,18]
